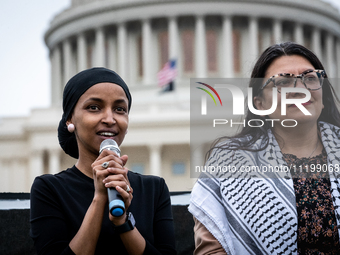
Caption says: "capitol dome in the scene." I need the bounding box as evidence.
[0,0,339,192]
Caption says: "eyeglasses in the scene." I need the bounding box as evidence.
[261,70,326,92]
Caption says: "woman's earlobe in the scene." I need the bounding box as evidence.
[67,123,75,133]
[253,96,262,110]
[253,97,267,117]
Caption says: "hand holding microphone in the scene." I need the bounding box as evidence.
[99,139,131,217]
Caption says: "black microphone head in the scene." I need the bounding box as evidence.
[99,139,120,156]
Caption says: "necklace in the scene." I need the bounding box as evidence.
[281,138,319,158]
[307,139,319,158]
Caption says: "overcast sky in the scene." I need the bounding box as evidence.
[0,0,339,119]
[0,0,70,118]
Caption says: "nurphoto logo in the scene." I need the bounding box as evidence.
[196,82,311,116]
[195,80,313,128]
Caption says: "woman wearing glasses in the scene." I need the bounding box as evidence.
[189,42,340,254]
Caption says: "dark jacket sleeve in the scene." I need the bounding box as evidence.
[143,178,177,255]
[30,176,75,255]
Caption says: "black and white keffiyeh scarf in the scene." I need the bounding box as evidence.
[189,121,340,255]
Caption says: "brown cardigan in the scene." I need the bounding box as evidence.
[193,217,227,255]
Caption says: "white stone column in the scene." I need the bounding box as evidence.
[169,17,179,60]
[63,39,72,85]
[273,19,282,44]
[191,144,204,176]
[249,17,259,63]
[51,46,62,107]
[326,32,334,77]
[29,151,44,186]
[142,19,153,85]
[195,16,207,78]
[0,160,9,192]
[222,16,233,78]
[107,33,117,71]
[12,158,26,191]
[118,23,127,80]
[149,144,161,176]
[312,27,322,60]
[261,30,271,52]
[77,32,87,72]
[294,22,304,45]
[95,27,105,67]
[49,149,60,175]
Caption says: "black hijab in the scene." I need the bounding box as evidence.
[57,67,132,159]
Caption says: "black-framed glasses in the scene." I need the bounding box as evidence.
[260,69,326,92]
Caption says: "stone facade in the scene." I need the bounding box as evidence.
[1,0,340,192]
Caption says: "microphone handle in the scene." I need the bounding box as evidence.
[107,187,125,217]
[99,140,124,216]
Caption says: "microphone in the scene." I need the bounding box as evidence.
[99,139,125,217]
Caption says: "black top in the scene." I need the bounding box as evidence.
[30,166,177,255]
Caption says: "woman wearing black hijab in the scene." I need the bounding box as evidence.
[30,68,177,255]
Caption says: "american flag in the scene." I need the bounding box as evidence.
[157,59,177,87]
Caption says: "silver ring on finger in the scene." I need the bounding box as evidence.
[102,161,109,169]
[126,185,131,193]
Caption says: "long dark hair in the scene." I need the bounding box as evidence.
[209,42,340,155]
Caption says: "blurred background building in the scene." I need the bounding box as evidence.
[1,0,340,192]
